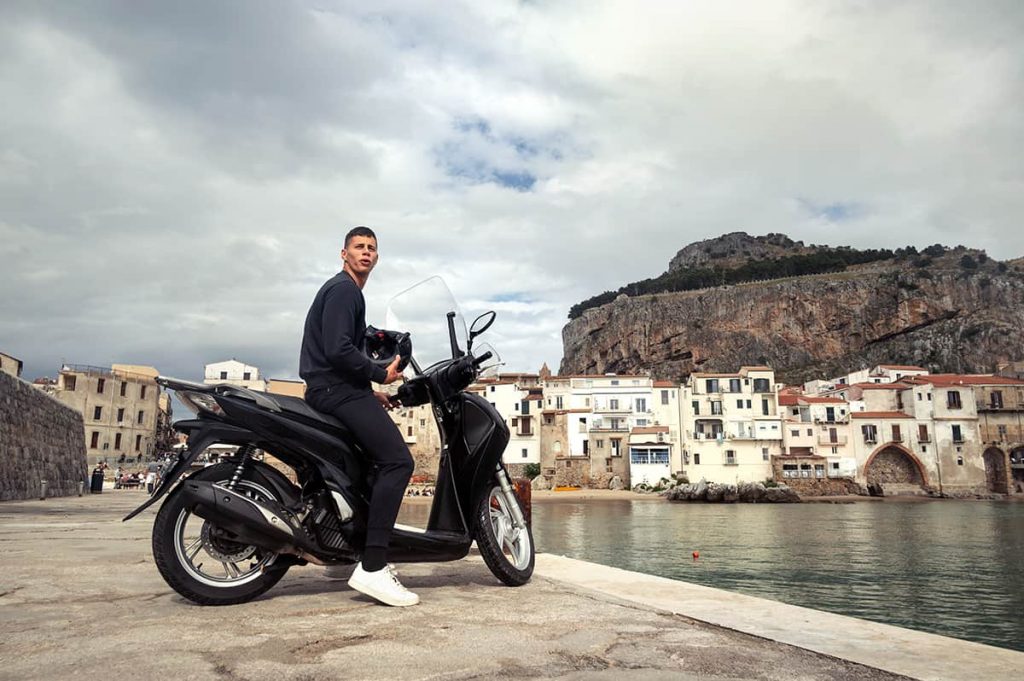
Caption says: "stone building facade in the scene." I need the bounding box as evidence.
[55,364,162,468]
[0,370,88,500]
[1,351,24,379]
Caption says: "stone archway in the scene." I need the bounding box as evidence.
[865,444,929,493]
[983,447,1009,494]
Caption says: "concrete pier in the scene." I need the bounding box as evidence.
[1,491,1020,680]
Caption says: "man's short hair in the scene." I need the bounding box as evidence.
[345,226,377,248]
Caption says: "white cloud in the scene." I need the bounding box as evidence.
[1,0,1022,382]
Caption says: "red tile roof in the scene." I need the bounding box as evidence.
[653,381,676,387]
[905,374,1024,387]
[800,396,847,404]
[778,394,800,406]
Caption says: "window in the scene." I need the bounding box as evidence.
[511,418,518,428]
[65,375,77,391]
[243,372,251,381]
[609,399,619,410]
[137,410,144,424]
[957,455,964,466]
[746,400,751,409]
[489,386,495,393]
[990,391,1004,409]
[97,378,105,394]
[917,393,922,402]
[554,396,563,410]
[918,424,929,442]
[891,425,902,442]
[692,400,700,415]
[762,399,770,415]
[407,426,413,436]
[420,419,426,427]
[610,379,619,386]
[729,378,741,393]
[753,378,770,393]
[725,450,737,465]
[947,391,962,409]
[806,428,812,436]
[706,379,719,393]
[694,452,701,465]
[582,440,589,455]
[522,449,528,458]
[862,424,878,443]
[636,398,646,413]
[93,406,102,420]
[220,371,228,380]
[120,382,127,397]
[661,390,670,405]
[791,429,799,437]
[596,439,604,449]
[636,418,648,427]
[952,424,964,443]
[711,401,722,415]
[117,408,124,422]
[90,432,99,449]
[140,385,147,399]
[998,424,1008,439]
[135,434,142,451]
[737,399,744,409]
[610,439,621,457]
[114,433,122,450]
[762,447,769,461]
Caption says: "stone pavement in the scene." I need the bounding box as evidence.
[0,491,950,680]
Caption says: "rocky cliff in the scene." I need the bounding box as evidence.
[561,239,1024,384]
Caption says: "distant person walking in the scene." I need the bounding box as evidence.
[145,470,157,495]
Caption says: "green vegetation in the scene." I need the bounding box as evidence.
[523,463,541,479]
[569,245,912,319]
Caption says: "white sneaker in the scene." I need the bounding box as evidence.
[347,562,419,607]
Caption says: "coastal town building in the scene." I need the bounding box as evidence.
[681,367,783,485]
[55,363,162,467]
[266,378,306,398]
[0,351,24,379]
[204,359,267,392]
[474,374,543,473]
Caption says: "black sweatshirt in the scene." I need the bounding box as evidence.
[299,270,387,397]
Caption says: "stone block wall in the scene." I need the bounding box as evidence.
[0,371,88,500]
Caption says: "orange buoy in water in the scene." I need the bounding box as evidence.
[692,551,700,559]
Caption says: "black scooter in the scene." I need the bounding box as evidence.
[125,307,534,606]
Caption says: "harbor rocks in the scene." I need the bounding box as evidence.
[530,474,550,491]
[609,475,624,490]
[665,480,801,503]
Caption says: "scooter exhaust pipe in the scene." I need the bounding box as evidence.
[178,480,320,554]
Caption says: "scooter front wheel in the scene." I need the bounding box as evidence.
[475,483,534,586]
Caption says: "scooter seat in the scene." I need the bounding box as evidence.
[261,393,351,436]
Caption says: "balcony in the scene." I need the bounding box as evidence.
[917,435,931,443]
[817,435,848,446]
[591,424,629,433]
[692,432,724,442]
[814,417,850,425]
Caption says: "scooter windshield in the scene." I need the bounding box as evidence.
[385,276,469,372]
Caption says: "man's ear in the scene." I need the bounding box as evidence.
[340,248,346,261]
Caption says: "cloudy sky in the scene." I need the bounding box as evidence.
[2,0,1022,382]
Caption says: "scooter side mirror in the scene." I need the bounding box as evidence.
[468,311,496,352]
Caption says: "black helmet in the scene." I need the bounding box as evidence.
[365,326,412,372]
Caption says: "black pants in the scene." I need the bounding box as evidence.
[306,388,414,551]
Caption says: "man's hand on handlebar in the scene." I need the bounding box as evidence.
[373,391,395,411]
[382,355,403,384]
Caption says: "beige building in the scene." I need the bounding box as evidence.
[0,352,23,379]
[267,378,306,398]
[56,364,162,467]
[681,367,783,485]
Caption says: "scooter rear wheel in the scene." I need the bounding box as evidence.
[475,483,534,586]
[152,463,291,605]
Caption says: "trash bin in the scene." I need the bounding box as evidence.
[90,468,105,494]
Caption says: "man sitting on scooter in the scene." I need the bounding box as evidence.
[299,225,418,607]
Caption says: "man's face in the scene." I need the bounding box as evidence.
[341,235,379,276]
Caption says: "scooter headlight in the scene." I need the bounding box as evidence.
[178,391,224,416]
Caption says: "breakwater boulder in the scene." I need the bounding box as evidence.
[665,480,800,503]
